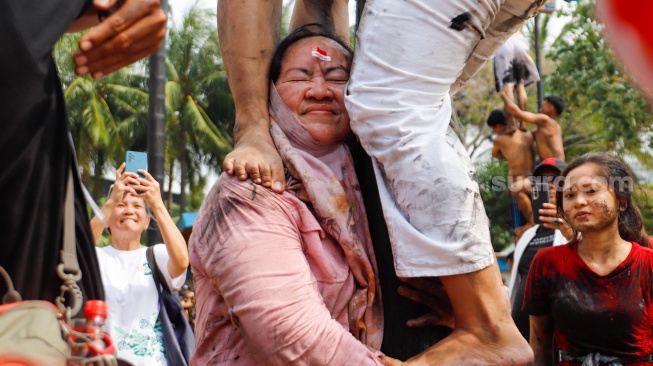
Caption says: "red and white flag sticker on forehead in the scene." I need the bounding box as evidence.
[311,47,331,62]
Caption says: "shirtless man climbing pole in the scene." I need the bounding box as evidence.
[488,110,535,230]
[502,91,566,162]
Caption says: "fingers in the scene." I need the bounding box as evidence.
[116,162,126,180]
[76,26,165,77]
[406,313,454,328]
[137,169,154,181]
[75,0,166,77]
[398,276,447,297]
[379,355,404,366]
[81,0,163,48]
[93,0,120,10]
[397,286,451,310]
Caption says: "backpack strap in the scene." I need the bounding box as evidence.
[55,166,83,318]
[146,246,172,295]
[0,265,21,304]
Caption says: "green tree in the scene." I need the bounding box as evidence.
[165,6,233,212]
[55,33,149,197]
[634,184,653,237]
[476,159,514,251]
[545,1,653,166]
[452,61,506,160]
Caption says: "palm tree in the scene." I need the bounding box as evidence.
[57,6,236,211]
[56,34,150,197]
[165,5,233,212]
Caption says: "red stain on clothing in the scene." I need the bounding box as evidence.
[524,241,653,365]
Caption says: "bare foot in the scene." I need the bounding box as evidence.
[403,323,532,365]
[223,126,286,193]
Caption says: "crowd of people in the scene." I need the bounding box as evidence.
[3,0,653,365]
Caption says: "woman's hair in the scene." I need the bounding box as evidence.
[556,152,645,246]
[105,189,154,235]
[269,23,354,83]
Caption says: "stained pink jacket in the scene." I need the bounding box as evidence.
[189,175,383,365]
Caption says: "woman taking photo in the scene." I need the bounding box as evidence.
[524,152,653,365]
[90,163,189,365]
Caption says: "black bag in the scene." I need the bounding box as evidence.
[146,247,195,366]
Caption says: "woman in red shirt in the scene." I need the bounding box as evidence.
[524,152,653,366]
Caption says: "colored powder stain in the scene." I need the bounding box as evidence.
[450,12,472,32]
[611,0,653,61]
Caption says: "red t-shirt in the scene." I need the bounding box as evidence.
[524,241,653,365]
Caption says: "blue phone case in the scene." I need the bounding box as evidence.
[125,151,148,178]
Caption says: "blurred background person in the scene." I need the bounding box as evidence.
[91,163,189,365]
[525,153,653,365]
[494,29,540,131]
[507,158,574,342]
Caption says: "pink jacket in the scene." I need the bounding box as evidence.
[189,175,383,365]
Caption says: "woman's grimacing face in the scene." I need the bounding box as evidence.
[562,163,619,233]
[108,194,150,234]
[275,36,352,145]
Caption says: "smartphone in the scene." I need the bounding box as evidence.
[125,151,148,178]
[531,181,550,225]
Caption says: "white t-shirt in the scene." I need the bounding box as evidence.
[95,244,186,366]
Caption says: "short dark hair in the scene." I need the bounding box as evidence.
[487,109,508,127]
[544,96,566,116]
[270,23,354,83]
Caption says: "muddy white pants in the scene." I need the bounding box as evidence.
[346,0,544,277]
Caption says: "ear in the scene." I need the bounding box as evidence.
[144,215,151,228]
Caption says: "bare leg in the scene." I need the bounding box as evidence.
[516,84,528,130]
[218,0,285,192]
[511,182,534,226]
[405,264,532,365]
[290,0,350,42]
[348,0,540,363]
[501,84,518,130]
[219,0,349,192]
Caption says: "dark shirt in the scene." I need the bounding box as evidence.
[0,0,104,303]
[351,142,449,359]
[512,225,555,340]
[524,241,653,365]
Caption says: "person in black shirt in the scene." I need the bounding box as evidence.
[507,158,574,340]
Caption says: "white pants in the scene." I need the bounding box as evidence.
[346,0,545,277]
